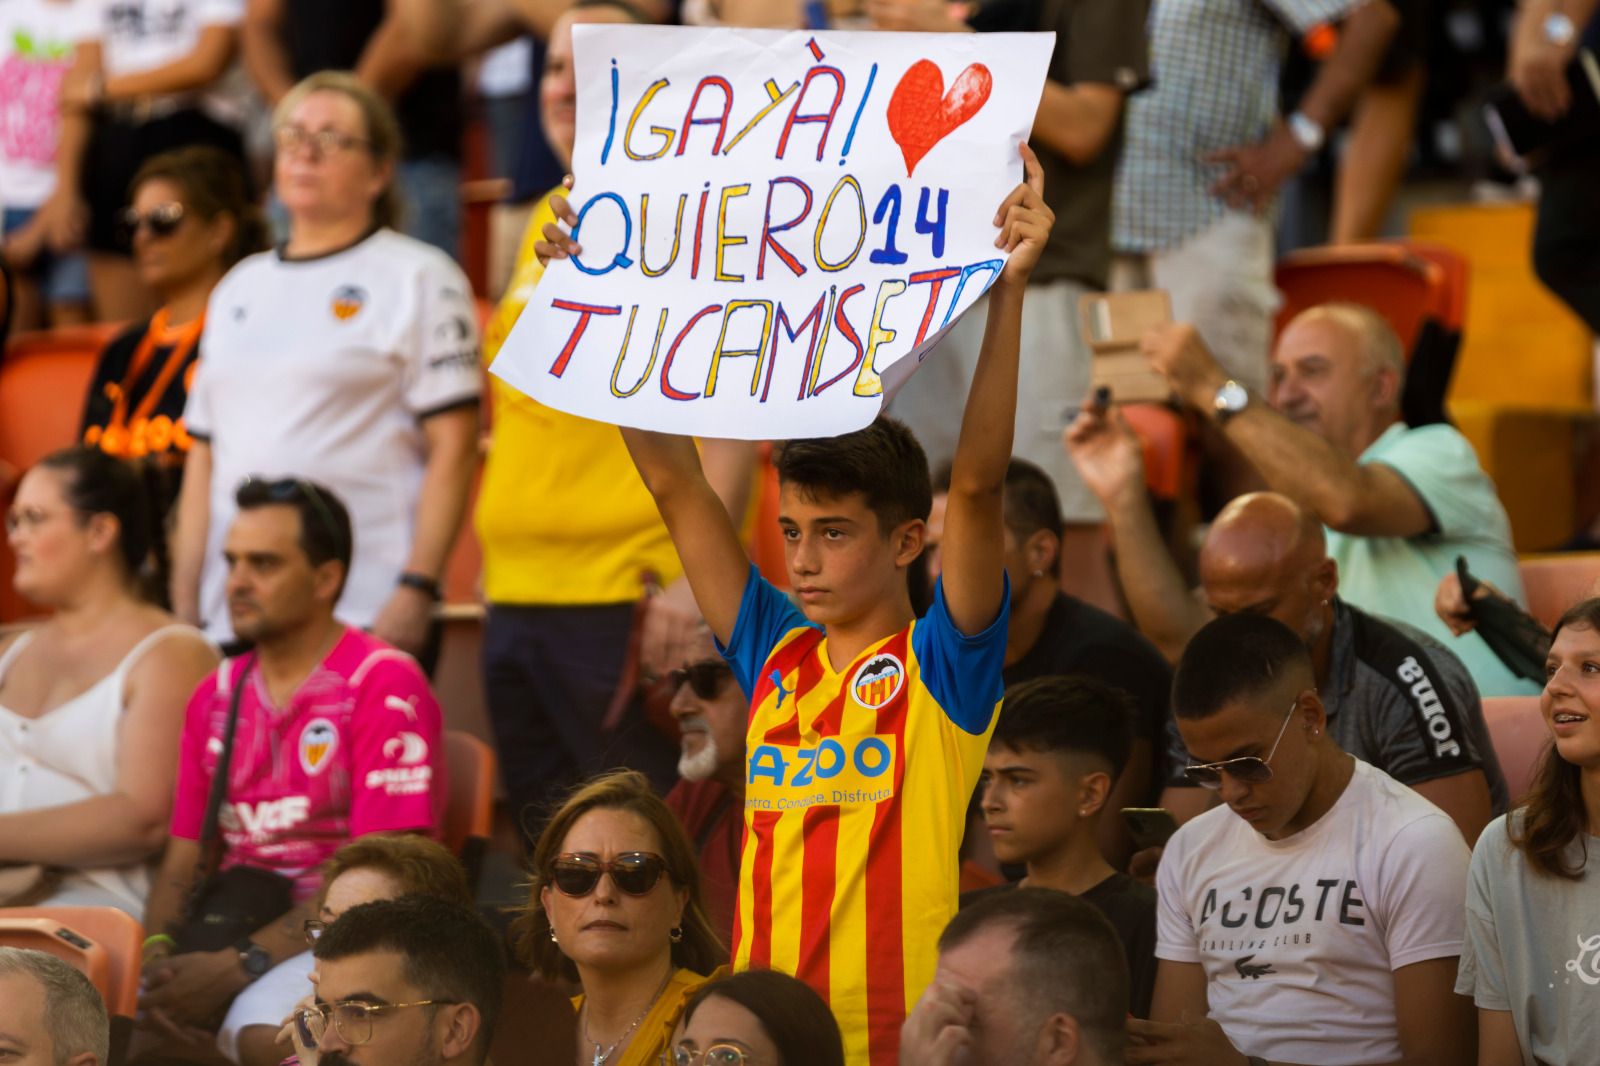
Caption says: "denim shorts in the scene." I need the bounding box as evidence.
[2,205,91,304]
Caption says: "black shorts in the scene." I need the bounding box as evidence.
[81,107,245,254]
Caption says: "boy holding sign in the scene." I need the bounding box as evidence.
[540,144,1051,1064]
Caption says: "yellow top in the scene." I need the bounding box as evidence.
[475,189,685,605]
[571,966,724,1066]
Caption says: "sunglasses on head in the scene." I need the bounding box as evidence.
[669,660,733,700]
[550,851,669,897]
[239,476,348,561]
[120,202,186,239]
[1182,697,1301,790]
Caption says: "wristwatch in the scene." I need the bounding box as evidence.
[1213,379,1250,423]
[1544,11,1577,46]
[237,940,271,981]
[1287,110,1326,153]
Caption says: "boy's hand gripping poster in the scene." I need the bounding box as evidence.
[491,25,1054,439]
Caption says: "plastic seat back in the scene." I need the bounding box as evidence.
[443,730,496,891]
[1518,553,1600,629]
[1481,696,1549,803]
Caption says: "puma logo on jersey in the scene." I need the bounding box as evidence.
[768,669,794,708]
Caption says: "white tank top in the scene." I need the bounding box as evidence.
[0,623,211,912]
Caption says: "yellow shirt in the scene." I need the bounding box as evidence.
[475,190,684,605]
[571,967,721,1066]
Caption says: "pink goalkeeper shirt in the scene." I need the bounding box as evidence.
[170,628,446,899]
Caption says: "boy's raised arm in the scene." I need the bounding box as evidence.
[940,144,1053,636]
[621,427,751,645]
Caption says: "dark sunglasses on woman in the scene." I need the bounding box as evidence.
[120,202,186,239]
[550,851,669,897]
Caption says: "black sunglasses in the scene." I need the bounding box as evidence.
[550,852,669,897]
[669,660,733,700]
[1182,698,1300,789]
[120,202,186,239]
[239,476,347,562]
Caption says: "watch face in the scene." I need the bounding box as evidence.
[1546,12,1576,45]
[1217,381,1249,413]
[242,947,271,976]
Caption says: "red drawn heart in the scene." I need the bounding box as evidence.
[885,59,994,178]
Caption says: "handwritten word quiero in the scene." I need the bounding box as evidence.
[491,26,1053,439]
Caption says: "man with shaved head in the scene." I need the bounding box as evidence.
[1065,406,1505,842]
[1130,302,1535,698]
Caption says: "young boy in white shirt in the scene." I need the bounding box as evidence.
[1131,613,1473,1066]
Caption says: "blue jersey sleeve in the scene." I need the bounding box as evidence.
[717,563,815,698]
[911,576,1010,735]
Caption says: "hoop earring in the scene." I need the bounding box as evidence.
[670,926,684,943]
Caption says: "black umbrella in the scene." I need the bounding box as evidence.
[1457,556,1551,683]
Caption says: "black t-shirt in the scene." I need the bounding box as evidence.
[1005,592,1172,792]
[80,321,198,447]
[969,0,1150,288]
[282,0,461,162]
[960,874,1158,1017]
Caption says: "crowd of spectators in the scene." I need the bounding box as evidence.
[3,0,1600,1065]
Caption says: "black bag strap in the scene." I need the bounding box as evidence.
[197,654,256,882]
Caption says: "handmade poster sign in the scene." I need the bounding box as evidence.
[490,25,1054,439]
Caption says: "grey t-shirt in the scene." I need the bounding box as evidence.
[1167,600,1510,815]
[1456,813,1600,1065]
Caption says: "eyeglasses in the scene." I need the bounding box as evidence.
[666,1046,753,1066]
[550,852,669,897]
[303,919,327,945]
[1182,698,1301,790]
[275,124,372,157]
[294,999,457,1047]
[237,476,347,563]
[669,660,733,700]
[120,202,186,239]
[4,506,64,535]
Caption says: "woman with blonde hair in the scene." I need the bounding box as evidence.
[169,71,480,667]
[516,770,724,1066]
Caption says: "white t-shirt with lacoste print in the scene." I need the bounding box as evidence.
[1155,758,1469,1064]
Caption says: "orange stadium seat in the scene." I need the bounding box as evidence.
[0,905,142,1064]
[1519,553,1600,628]
[1482,696,1549,803]
[443,730,496,891]
[1122,404,1195,502]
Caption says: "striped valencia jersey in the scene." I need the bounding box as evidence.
[721,565,1007,1066]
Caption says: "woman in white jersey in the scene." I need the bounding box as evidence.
[1457,596,1600,1065]
[0,447,216,914]
[169,71,481,667]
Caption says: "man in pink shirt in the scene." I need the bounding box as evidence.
[139,478,445,1038]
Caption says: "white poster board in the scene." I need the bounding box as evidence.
[490,25,1053,439]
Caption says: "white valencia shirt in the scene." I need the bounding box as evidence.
[186,229,481,641]
[1155,759,1470,1064]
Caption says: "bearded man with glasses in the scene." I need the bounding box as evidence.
[1127,613,1473,1066]
[663,626,747,953]
[290,896,505,1066]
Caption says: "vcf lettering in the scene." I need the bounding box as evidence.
[748,736,893,788]
[1396,655,1461,757]
[220,796,311,839]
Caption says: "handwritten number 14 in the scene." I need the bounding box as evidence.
[869,185,949,265]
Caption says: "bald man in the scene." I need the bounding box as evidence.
[1064,416,1505,842]
[1136,301,1535,698]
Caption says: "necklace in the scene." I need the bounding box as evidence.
[582,969,674,1066]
